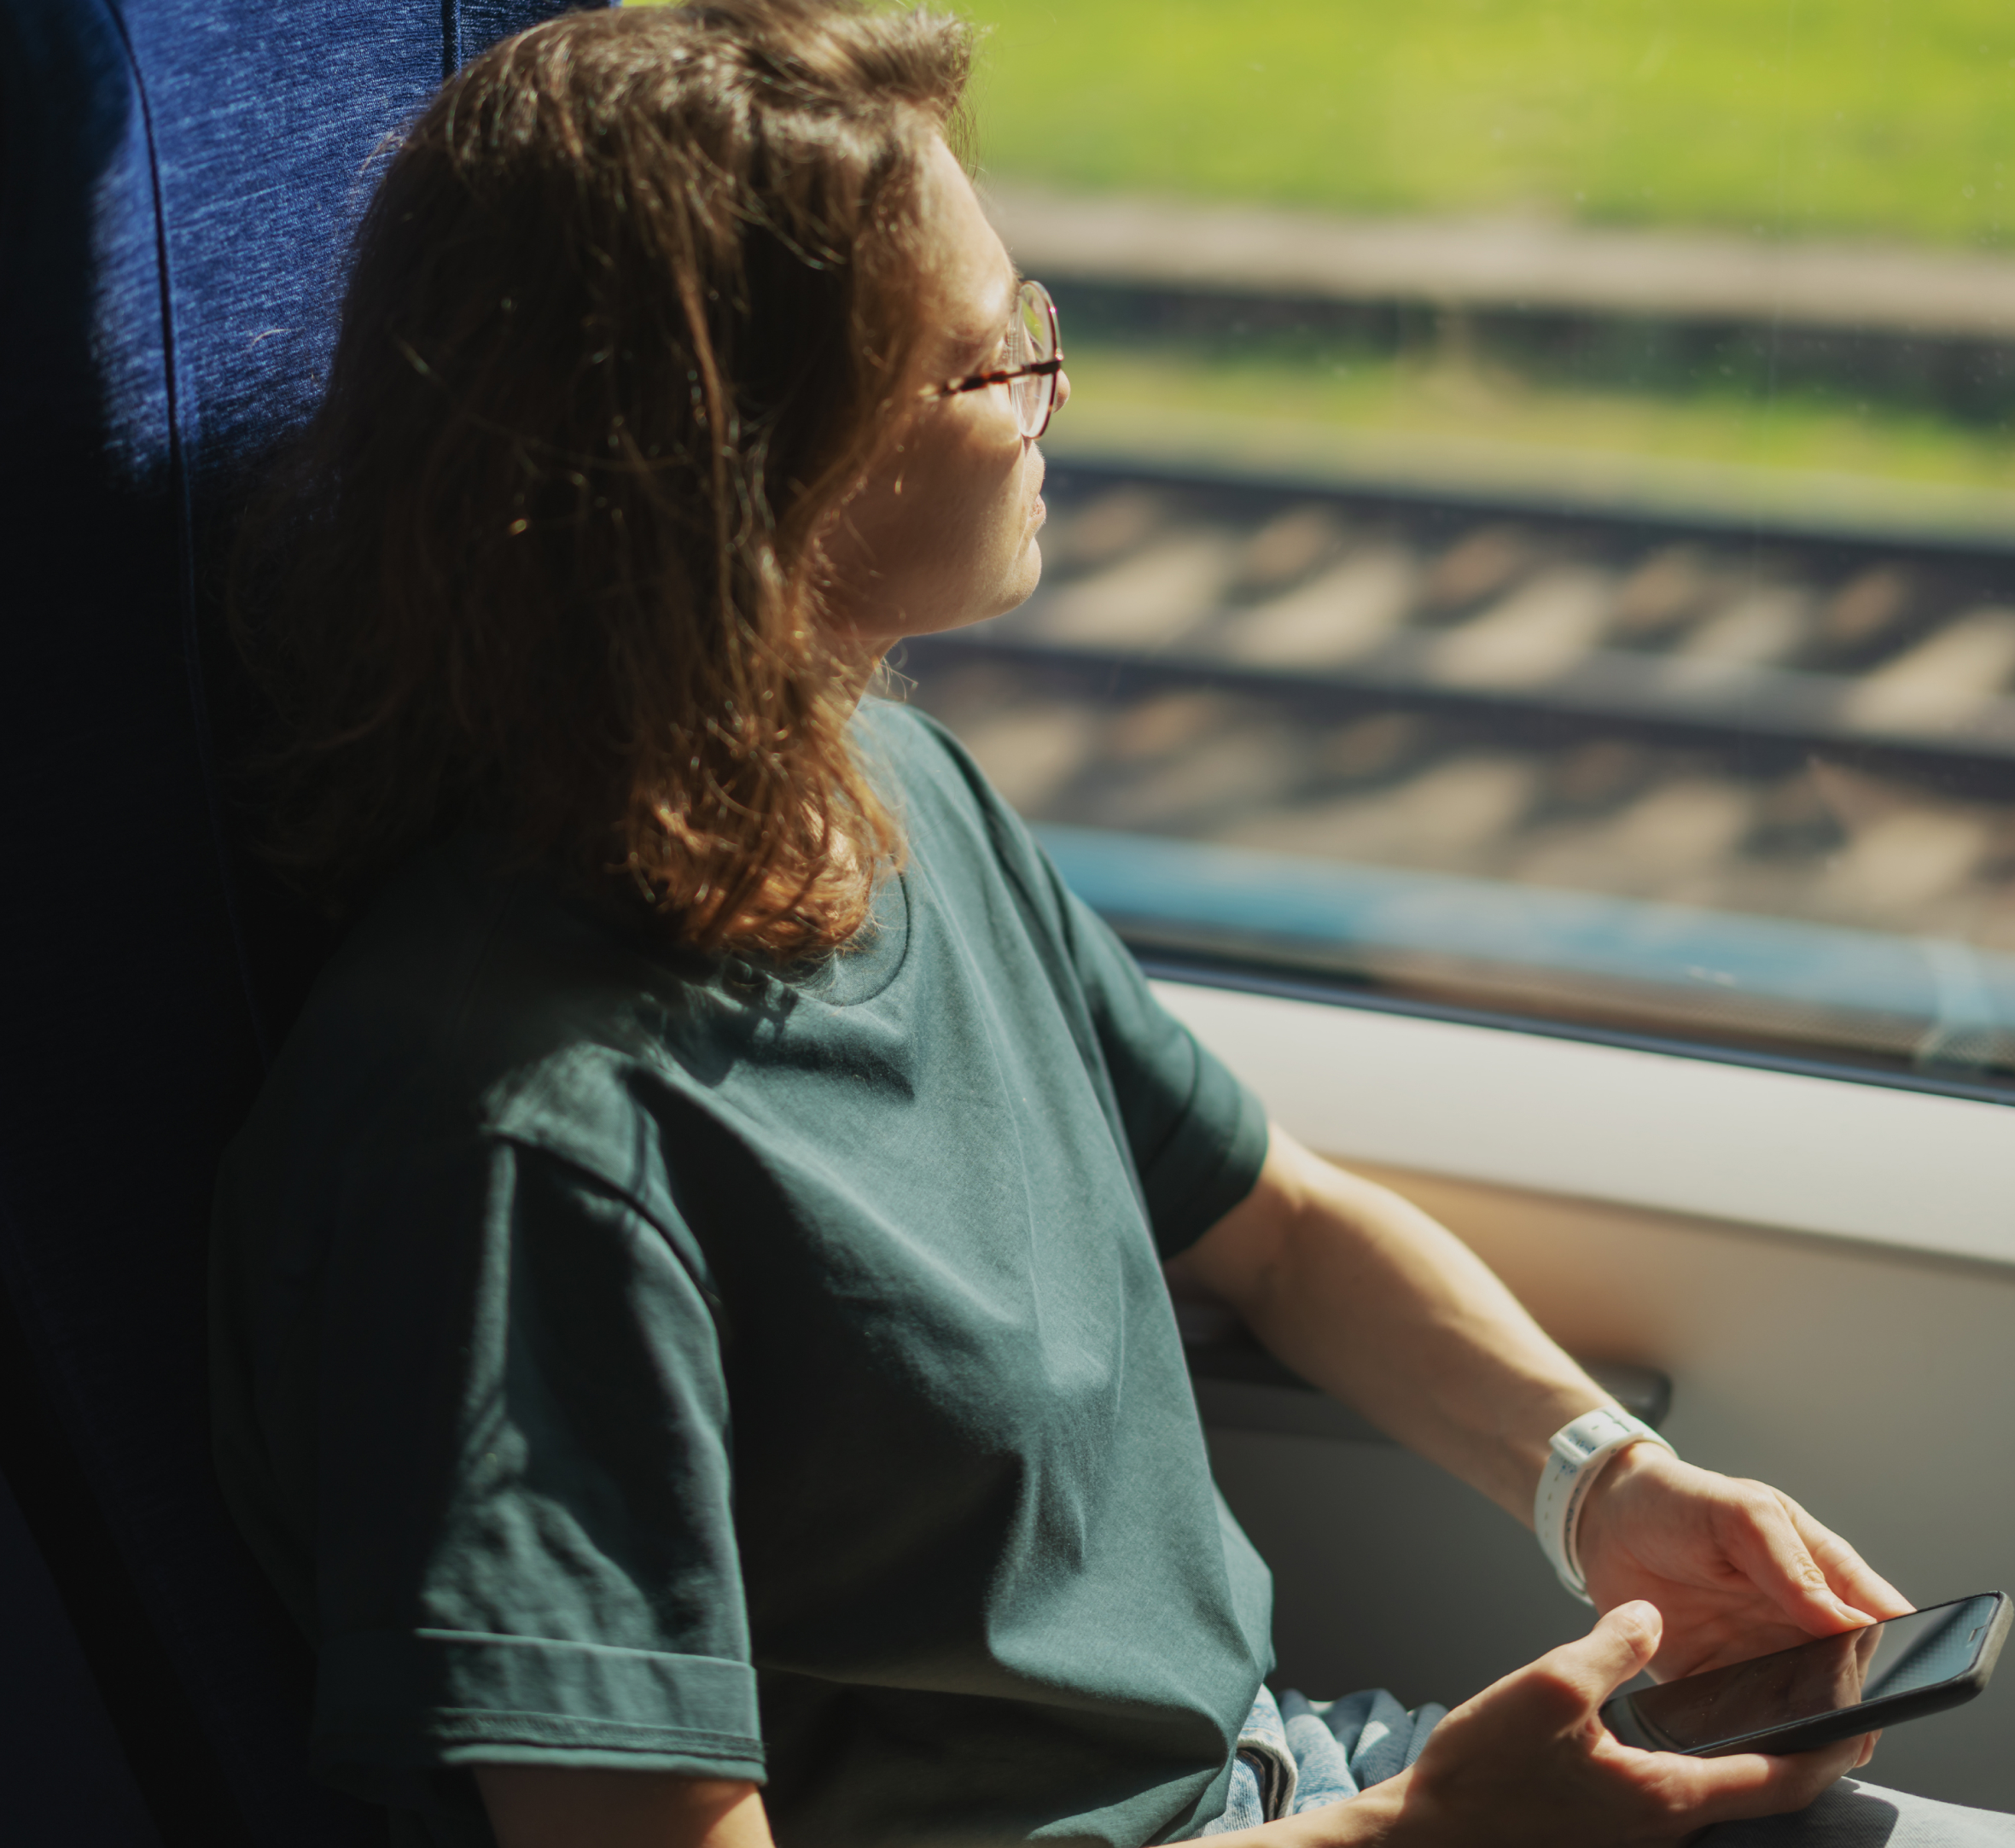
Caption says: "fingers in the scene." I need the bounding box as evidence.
[1724,1488,1878,1635]
[1415,1610,1861,1846]
[1780,1496,1913,1622]
[1667,1734,1866,1830]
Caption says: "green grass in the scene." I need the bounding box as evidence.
[964,0,2015,248]
[623,0,2015,245]
[621,0,2015,515]
[1045,341,2015,537]
[1074,343,2015,481]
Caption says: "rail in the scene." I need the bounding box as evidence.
[906,458,2015,1093]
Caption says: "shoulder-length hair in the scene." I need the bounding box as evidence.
[236,0,973,958]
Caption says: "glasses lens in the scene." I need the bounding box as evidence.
[1010,372,1046,437]
[1010,280,1057,436]
[1017,280,1055,363]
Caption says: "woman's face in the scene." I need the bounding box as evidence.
[825,137,1068,648]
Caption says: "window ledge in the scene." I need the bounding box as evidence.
[1153,976,2015,1269]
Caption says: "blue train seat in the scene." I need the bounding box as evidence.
[0,3,588,1839]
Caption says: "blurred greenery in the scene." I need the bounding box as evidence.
[620,0,2015,517]
[1074,342,2015,482]
[1043,339,2015,536]
[964,0,2015,248]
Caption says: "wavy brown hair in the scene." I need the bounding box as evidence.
[236,0,973,956]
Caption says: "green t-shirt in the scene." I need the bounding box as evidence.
[211,703,1274,1848]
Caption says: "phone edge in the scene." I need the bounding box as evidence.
[1612,1592,2013,1760]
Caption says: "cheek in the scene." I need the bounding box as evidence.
[828,410,1036,637]
[972,434,1040,551]
[901,429,1028,574]
[936,420,1022,510]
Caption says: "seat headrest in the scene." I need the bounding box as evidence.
[0,6,592,1842]
[3,1,582,508]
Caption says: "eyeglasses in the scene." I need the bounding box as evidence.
[930,277,1063,440]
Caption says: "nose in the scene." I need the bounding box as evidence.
[1054,365,1072,414]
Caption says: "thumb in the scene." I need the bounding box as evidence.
[1565,1600,1664,1706]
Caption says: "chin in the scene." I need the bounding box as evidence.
[892,546,1046,640]
[1003,536,1044,608]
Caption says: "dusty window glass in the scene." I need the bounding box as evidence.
[906,2,2015,1094]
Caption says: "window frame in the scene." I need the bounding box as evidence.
[1150,964,2015,1268]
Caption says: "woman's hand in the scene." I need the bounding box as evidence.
[1378,1601,1873,1846]
[1575,1445,1913,1680]
[1211,1606,1872,1848]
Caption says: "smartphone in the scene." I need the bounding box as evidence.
[1600,1591,2011,1758]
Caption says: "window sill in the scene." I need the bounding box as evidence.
[1152,974,2015,1270]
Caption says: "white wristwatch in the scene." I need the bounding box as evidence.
[1535,1407,1676,1605]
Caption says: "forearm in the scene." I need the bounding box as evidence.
[1171,1128,1610,1524]
[475,1769,772,1848]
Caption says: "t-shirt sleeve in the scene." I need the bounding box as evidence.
[890,706,1270,1259]
[1046,873,1272,1259]
[305,1132,763,1810]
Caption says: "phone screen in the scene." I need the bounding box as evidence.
[1611,1595,2000,1752]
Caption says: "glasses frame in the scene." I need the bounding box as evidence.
[930,278,1063,439]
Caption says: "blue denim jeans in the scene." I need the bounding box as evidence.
[1196,1688,1447,1831]
[1194,1688,2015,1843]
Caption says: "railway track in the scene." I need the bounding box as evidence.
[903,462,2015,1084]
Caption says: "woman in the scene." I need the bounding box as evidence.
[213,4,2002,1845]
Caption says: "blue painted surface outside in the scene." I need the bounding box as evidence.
[1035,825,2015,1054]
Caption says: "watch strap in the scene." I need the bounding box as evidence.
[1535,1407,1676,1605]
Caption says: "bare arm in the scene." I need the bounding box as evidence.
[1166,1122,1608,1524]
[1166,1123,1904,1664]
[474,1770,772,1848]
[1165,1122,1894,1845]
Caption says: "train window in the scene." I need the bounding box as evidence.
[897,2,2015,1097]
